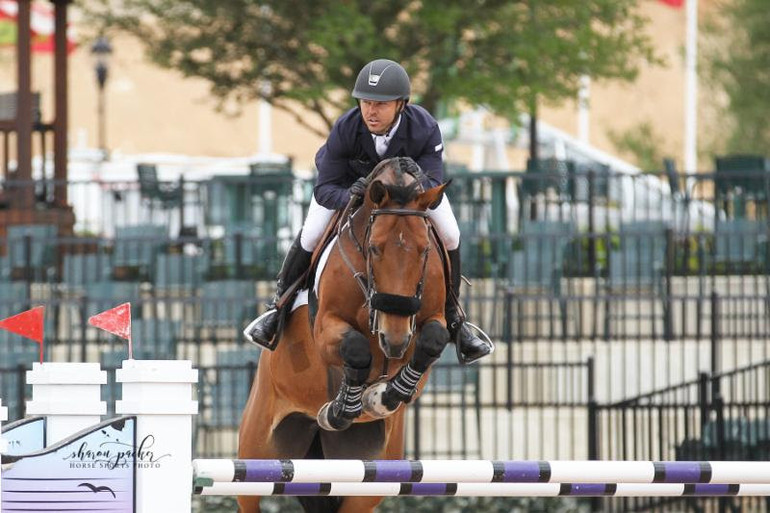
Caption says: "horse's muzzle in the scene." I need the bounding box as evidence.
[378,331,411,359]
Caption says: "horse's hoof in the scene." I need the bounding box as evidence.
[362,383,400,419]
[317,402,353,431]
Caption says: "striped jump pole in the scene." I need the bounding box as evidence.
[193,459,770,485]
[195,482,770,498]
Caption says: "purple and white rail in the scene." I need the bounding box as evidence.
[192,459,770,497]
[195,481,770,497]
[192,458,770,485]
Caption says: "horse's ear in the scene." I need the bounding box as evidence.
[369,180,389,206]
[417,182,449,210]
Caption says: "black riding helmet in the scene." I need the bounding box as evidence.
[352,59,410,102]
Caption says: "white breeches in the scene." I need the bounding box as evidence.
[300,196,461,252]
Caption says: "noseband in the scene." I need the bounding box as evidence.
[337,206,431,336]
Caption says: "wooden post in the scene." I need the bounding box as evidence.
[15,0,33,207]
[53,0,70,207]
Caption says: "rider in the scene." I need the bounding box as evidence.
[244,58,493,364]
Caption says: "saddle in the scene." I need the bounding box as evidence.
[270,206,345,344]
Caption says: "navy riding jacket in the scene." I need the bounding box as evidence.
[313,104,444,210]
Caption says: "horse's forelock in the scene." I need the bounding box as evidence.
[369,157,425,188]
[383,182,420,206]
[367,158,425,207]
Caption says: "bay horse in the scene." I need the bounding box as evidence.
[238,157,451,513]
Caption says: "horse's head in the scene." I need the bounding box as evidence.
[362,158,448,359]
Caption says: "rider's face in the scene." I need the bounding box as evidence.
[359,100,402,135]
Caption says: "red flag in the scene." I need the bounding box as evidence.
[659,0,684,7]
[88,303,133,359]
[0,306,45,363]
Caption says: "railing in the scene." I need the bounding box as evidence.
[586,360,770,513]
[0,170,766,384]
[410,358,594,460]
[0,166,764,238]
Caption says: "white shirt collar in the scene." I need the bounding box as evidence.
[371,114,401,157]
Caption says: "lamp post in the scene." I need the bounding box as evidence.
[90,36,112,160]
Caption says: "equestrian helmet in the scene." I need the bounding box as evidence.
[352,59,410,102]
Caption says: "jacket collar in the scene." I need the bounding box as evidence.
[358,119,380,163]
[382,114,406,158]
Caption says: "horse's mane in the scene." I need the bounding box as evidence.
[381,182,420,206]
[368,157,426,207]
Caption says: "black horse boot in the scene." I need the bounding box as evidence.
[446,247,494,364]
[244,232,312,349]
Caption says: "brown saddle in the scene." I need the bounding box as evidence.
[270,203,347,342]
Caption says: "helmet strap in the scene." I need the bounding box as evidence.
[385,101,406,134]
[384,112,402,137]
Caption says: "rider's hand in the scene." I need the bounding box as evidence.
[349,177,368,197]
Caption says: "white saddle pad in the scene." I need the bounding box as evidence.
[290,235,338,312]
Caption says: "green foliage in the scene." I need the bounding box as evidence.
[79,0,659,135]
[704,0,770,154]
[607,121,665,172]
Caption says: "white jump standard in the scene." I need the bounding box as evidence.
[0,359,198,513]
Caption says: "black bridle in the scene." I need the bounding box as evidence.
[337,206,431,336]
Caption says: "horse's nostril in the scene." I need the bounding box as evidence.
[379,332,388,353]
[378,333,411,359]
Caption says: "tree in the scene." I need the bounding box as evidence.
[81,0,659,137]
[608,121,666,172]
[704,0,770,154]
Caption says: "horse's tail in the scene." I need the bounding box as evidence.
[296,431,343,513]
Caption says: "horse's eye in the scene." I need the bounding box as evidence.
[369,246,381,257]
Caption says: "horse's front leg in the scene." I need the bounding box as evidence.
[318,329,372,431]
[363,320,449,417]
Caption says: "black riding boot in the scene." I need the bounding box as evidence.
[446,247,494,364]
[244,233,312,349]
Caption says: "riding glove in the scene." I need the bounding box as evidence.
[349,177,368,197]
